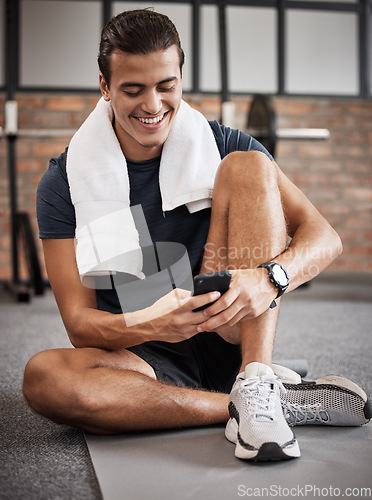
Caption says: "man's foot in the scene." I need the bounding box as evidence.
[281,375,372,427]
[225,362,300,461]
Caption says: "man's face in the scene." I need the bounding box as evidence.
[100,46,183,162]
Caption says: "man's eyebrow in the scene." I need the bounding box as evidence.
[119,77,178,89]
[158,77,178,85]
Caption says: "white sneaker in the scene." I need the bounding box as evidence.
[225,362,300,461]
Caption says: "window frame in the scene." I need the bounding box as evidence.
[2,0,371,98]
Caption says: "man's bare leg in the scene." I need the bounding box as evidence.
[200,151,287,368]
[199,152,301,461]
[23,347,229,434]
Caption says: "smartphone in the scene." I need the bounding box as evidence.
[192,271,232,312]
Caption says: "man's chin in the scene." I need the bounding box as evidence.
[138,135,169,150]
[142,142,163,149]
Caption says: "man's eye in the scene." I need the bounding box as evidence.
[159,86,175,92]
[124,90,142,97]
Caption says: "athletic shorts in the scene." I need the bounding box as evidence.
[128,332,242,394]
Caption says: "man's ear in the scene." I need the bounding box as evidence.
[99,73,110,101]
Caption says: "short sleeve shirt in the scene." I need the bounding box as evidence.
[37,120,273,313]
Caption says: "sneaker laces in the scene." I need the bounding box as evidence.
[283,401,329,424]
[239,375,286,422]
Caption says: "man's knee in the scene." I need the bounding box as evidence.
[217,151,278,194]
[23,349,84,422]
[24,350,51,405]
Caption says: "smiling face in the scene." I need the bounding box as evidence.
[99,46,183,162]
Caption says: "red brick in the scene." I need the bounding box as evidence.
[297,143,332,159]
[87,95,101,108]
[15,140,33,157]
[338,229,364,241]
[306,187,339,201]
[17,158,45,172]
[326,116,351,128]
[343,211,372,229]
[47,96,86,111]
[344,161,372,174]
[317,204,350,216]
[275,142,297,159]
[0,93,371,277]
[327,102,347,115]
[200,97,221,113]
[349,246,372,256]
[17,96,45,109]
[317,213,340,228]
[307,160,342,173]
[275,100,316,115]
[32,141,66,158]
[348,101,372,114]
[292,172,329,185]
[344,188,372,202]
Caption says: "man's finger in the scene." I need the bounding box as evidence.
[197,300,242,332]
[202,287,239,316]
[189,291,221,312]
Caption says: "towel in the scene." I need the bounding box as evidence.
[66,97,221,278]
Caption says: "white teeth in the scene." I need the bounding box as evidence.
[137,113,165,124]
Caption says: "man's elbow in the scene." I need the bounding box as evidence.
[335,232,343,258]
[328,224,343,261]
[63,316,91,348]
[66,327,86,348]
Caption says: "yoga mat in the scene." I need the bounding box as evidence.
[85,423,372,500]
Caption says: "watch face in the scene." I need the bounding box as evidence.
[272,264,288,286]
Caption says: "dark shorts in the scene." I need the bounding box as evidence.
[128,332,242,394]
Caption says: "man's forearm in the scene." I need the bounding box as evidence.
[64,287,211,350]
[275,218,342,293]
[66,306,153,350]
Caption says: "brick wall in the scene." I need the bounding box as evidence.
[0,93,371,282]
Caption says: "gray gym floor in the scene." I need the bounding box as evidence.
[1,273,371,499]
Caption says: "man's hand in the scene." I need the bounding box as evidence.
[195,268,277,333]
[124,287,222,343]
[42,238,221,350]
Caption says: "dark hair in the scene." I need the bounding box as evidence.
[98,9,185,87]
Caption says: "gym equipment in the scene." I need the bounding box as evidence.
[247,94,330,157]
[15,212,44,298]
[1,105,75,302]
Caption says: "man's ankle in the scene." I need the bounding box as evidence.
[240,359,272,372]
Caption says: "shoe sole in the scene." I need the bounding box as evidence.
[225,418,238,443]
[235,440,300,461]
[283,376,371,426]
[225,418,300,461]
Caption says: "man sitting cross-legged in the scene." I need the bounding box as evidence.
[23,9,370,462]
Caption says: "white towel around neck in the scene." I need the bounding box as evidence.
[66,97,221,278]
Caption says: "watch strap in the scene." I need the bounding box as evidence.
[258,261,289,302]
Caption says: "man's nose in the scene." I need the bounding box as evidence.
[142,90,162,115]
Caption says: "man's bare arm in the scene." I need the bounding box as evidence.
[274,160,343,291]
[197,156,343,332]
[42,238,219,350]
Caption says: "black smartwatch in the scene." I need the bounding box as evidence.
[258,262,289,309]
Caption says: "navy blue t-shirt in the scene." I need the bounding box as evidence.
[37,120,272,314]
